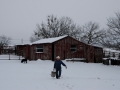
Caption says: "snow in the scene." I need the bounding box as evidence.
[102,58,109,60]
[65,58,85,61]
[103,57,119,60]
[0,54,24,59]
[110,57,119,60]
[0,55,120,90]
[72,58,85,60]
[31,35,68,45]
[103,48,120,53]
[15,35,68,45]
[103,48,120,59]
[15,42,32,46]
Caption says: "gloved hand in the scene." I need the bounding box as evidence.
[65,66,67,69]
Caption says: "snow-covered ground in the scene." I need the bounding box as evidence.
[0,54,24,59]
[0,55,120,90]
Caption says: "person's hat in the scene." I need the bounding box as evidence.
[56,56,60,59]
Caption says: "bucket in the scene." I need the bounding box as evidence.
[51,71,56,77]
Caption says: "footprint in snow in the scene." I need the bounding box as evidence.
[97,77,100,79]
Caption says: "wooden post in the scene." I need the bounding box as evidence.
[19,52,20,60]
[19,56,20,60]
[9,50,10,60]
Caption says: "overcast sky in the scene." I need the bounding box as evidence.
[0,0,120,45]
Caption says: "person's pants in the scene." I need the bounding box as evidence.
[56,68,61,79]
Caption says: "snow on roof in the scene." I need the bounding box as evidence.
[91,44,103,48]
[15,42,32,46]
[31,35,68,45]
[8,45,15,46]
[103,48,120,53]
[22,42,32,45]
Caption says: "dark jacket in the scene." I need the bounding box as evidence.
[54,60,66,69]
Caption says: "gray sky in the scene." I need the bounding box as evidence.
[0,0,120,45]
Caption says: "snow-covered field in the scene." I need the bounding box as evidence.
[0,55,120,90]
[0,54,24,59]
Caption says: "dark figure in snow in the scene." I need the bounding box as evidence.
[21,58,27,63]
[53,56,67,79]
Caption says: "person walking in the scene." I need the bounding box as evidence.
[53,56,67,79]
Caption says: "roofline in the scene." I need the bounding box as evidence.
[31,35,88,45]
[31,35,68,45]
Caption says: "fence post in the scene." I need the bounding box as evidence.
[19,52,20,60]
[9,53,10,60]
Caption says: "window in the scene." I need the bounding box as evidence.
[36,45,44,53]
[70,45,76,52]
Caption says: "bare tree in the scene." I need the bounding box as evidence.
[30,33,41,43]
[106,12,120,49]
[0,35,11,48]
[107,12,120,35]
[79,21,105,45]
[30,15,79,42]
[101,29,118,49]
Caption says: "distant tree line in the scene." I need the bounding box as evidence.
[30,12,120,50]
[0,35,11,48]
[102,12,120,50]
